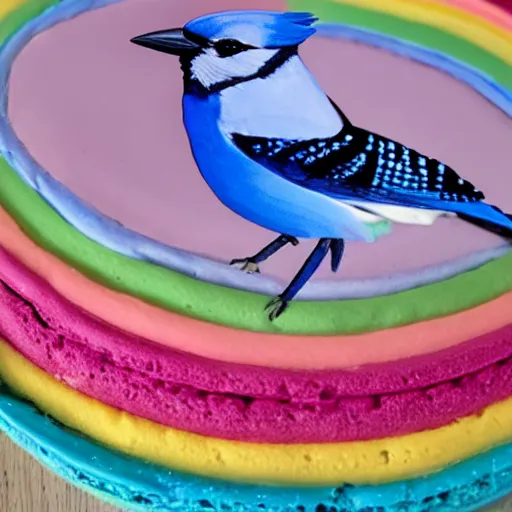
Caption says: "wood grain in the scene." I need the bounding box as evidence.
[0,433,121,512]
[2,431,511,512]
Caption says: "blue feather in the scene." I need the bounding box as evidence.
[182,93,376,241]
[184,11,317,48]
[232,127,512,238]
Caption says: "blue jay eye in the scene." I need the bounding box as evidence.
[214,39,249,57]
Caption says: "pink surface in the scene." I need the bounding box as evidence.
[1,206,511,370]
[2,247,512,443]
[8,0,512,282]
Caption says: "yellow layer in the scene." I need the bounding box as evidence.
[333,0,512,64]
[1,339,512,486]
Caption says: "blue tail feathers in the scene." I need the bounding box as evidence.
[456,203,512,240]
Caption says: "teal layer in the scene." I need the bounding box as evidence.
[1,385,512,512]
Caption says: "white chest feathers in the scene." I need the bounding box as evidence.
[217,56,343,140]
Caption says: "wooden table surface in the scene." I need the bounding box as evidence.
[2,431,512,512]
[0,433,122,512]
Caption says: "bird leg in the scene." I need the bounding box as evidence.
[329,239,345,273]
[266,238,334,321]
[230,234,299,274]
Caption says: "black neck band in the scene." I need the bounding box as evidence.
[181,46,298,96]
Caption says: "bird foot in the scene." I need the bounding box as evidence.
[285,236,300,247]
[265,296,289,321]
[230,258,260,274]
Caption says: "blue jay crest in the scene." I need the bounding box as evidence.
[184,11,318,48]
[132,10,512,321]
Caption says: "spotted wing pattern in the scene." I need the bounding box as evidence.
[231,126,484,208]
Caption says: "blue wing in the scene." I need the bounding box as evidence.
[231,124,512,236]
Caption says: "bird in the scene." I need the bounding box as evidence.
[131,10,512,321]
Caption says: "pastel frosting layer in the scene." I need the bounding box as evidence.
[1,385,512,512]
[329,0,512,63]
[2,205,511,371]
[1,247,512,443]
[2,161,512,336]
[0,0,510,335]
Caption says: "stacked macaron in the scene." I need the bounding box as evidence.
[0,0,512,511]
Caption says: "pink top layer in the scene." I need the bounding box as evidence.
[1,247,512,443]
[8,0,512,282]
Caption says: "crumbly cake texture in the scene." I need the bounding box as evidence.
[0,0,511,511]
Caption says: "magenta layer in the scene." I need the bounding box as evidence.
[489,0,512,14]
[1,248,512,443]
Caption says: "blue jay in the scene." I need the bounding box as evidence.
[131,10,512,320]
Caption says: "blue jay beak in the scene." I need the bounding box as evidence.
[130,28,200,56]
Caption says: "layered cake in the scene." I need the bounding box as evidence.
[0,0,512,510]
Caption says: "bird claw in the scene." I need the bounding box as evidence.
[285,236,300,247]
[230,258,260,274]
[265,296,289,321]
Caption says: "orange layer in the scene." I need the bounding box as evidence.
[1,206,511,370]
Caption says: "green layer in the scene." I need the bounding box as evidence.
[288,0,512,90]
[0,0,57,45]
[2,161,511,335]
[0,0,511,335]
